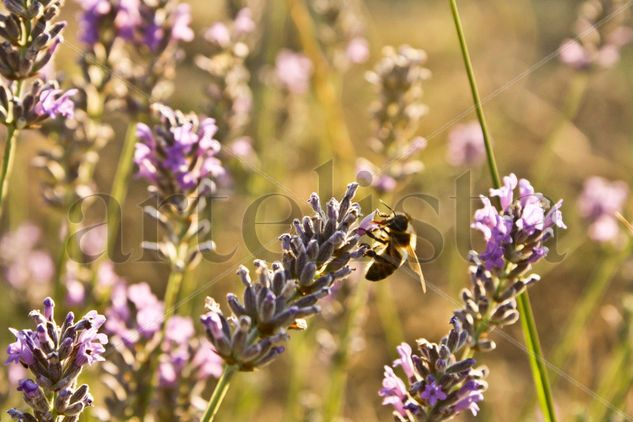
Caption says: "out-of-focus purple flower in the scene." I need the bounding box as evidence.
[105,282,164,346]
[346,37,370,64]
[447,121,486,167]
[560,0,633,71]
[472,173,566,271]
[134,104,225,197]
[35,88,78,119]
[192,339,223,380]
[275,50,313,94]
[205,22,231,47]
[234,8,256,35]
[1,224,54,293]
[165,315,195,345]
[578,176,629,242]
[65,275,86,307]
[170,3,194,43]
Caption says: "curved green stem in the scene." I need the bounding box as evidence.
[448,1,556,420]
[0,125,18,220]
[201,364,239,422]
[106,122,138,258]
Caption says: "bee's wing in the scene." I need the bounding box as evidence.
[405,244,426,293]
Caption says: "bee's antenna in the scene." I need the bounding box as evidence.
[379,199,396,217]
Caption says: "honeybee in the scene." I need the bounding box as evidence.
[363,207,426,292]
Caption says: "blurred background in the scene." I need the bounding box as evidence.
[2,0,633,420]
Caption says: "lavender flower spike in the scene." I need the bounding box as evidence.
[201,183,367,371]
[6,298,107,421]
[472,173,566,272]
[379,320,488,421]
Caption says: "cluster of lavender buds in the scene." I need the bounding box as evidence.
[5,298,107,421]
[357,45,430,194]
[454,174,566,350]
[134,103,224,269]
[97,281,164,419]
[155,316,223,421]
[577,176,629,243]
[308,0,369,70]
[446,121,486,167]
[380,321,488,421]
[81,0,194,116]
[33,0,129,209]
[200,183,367,370]
[559,0,633,71]
[0,0,76,129]
[196,5,256,147]
[97,281,222,420]
[380,174,566,418]
[0,223,53,299]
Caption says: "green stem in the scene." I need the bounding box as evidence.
[0,124,19,220]
[322,278,368,421]
[448,1,557,420]
[106,122,138,259]
[163,267,186,319]
[201,364,239,422]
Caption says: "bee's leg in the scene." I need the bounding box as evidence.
[366,231,389,244]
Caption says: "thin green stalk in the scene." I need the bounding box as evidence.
[448,1,557,420]
[375,281,405,352]
[163,267,186,319]
[201,364,239,422]
[106,122,138,258]
[322,278,369,421]
[0,125,18,220]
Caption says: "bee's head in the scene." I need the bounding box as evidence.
[388,213,409,231]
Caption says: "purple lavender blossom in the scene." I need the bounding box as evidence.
[379,321,487,420]
[379,365,410,417]
[105,282,164,346]
[421,377,447,406]
[447,121,486,166]
[578,176,629,243]
[6,298,107,420]
[275,50,314,94]
[560,0,633,71]
[472,173,566,271]
[134,104,225,197]
[1,224,54,294]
